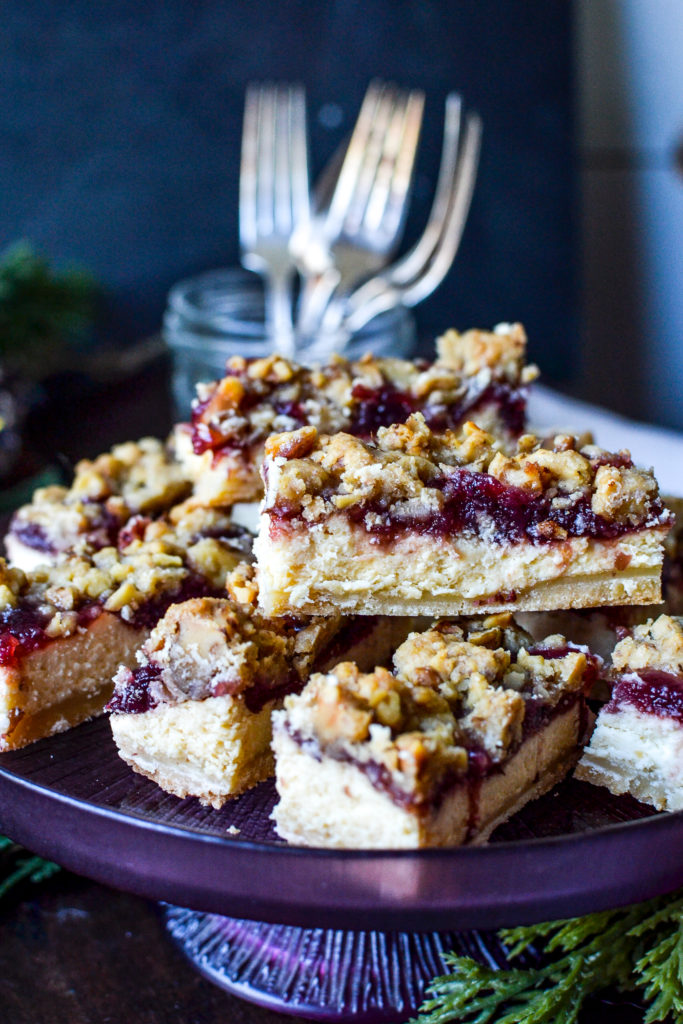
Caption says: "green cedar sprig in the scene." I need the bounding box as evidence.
[413,887,683,1024]
[0,835,61,902]
[0,241,96,374]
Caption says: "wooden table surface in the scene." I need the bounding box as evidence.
[0,873,308,1024]
[0,869,649,1024]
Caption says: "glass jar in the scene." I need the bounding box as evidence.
[163,268,416,417]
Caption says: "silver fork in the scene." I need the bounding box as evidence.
[239,82,310,358]
[293,80,425,337]
[342,97,482,334]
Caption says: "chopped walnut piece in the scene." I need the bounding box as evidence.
[611,615,683,675]
[488,451,545,493]
[592,464,658,524]
[265,425,318,461]
[201,375,246,419]
[532,520,568,541]
[517,648,586,701]
[393,629,510,693]
[489,447,592,495]
[227,562,260,608]
[311,673,374,745]
[436,323,529,379]
[461,684,524,758]
[247,355,296,383]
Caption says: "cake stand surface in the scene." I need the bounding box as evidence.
[0,717,681,1021]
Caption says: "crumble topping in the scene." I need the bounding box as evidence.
[436,323,536,383]
[185,326,535,466]
[262,414,669,543]
[279,615,587,804]
[285,663,469,805]
[110,591,342,711]
[591,465,659,525]
[7,437,193,560]
[0,513,248,641]
[70,437,192,511]
[611,615,683,675]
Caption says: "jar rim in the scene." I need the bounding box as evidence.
[165,266,414,340]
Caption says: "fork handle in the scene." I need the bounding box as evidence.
[265,268,296,359]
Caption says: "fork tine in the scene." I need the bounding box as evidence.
[288,84,310,229]
[402,111,482,306]
[274,86,292,234]
[361,90,410,235]
[256,84,277,238]
[325,80,384,235]
[365,89,425,245]
[239,83,261,251]
[390,92,461,285]
[343,108,482,332]
[340,82,398,237]
[344,93,462,313]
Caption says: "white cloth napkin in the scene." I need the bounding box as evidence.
[528,385,683,497]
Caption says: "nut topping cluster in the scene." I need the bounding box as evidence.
[262,413,668,541]
[0,511,249,639]
[611,615,683,675]
[279,614,586,804]
[187,323,534,461]
[8,437,193,559]
[111,580,341,710]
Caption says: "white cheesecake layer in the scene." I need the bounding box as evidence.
[576,704,683,812]
[255,513,665,616]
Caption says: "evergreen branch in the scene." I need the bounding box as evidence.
[0,835,61,902]
[412,887,683,1024]
[0,241,97,372]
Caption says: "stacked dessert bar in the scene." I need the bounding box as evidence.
[1,324,679,847]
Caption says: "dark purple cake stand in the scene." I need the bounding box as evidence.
[1,717,682,1021]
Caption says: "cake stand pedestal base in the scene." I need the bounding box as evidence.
[164,906,518,1023]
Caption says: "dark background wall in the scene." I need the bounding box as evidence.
[1,1,576,379]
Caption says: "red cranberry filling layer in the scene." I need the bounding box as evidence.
[607,669,683,723]
[347,380,527,439]
[107,664,162,715]
[8,523,55,554]
[347,383,417,437]
[0,602,104,666]
[0,607,50,664]
[270,466,667,545]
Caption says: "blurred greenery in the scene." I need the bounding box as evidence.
[0,241,97,377]
[0,835,61,903]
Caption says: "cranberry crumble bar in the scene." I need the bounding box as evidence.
[255,414,672,617]
[173,323,537,508]
[272,614,591,847]
[5,437,193,571]
[0,511,248,750]
[576,615,683,811]
[109,565,421,806]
